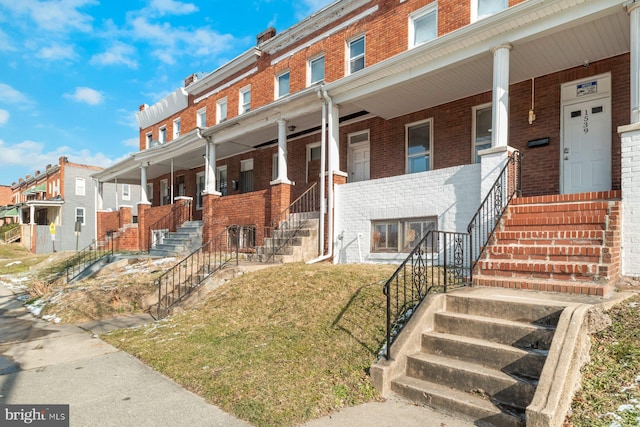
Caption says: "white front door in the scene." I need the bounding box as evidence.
[562,97,611,194]
[349,143,370,182]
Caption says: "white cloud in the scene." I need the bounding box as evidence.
[64,87,104,105]
[90,43,138,69]
[36,43,77,60]
[116,108,139,131]
[295,0,333,19]
[148,0,198,16]
[0,83,33,105]
[0,28,16,52]
[0,109,8,126]
[122,137,140,148]
[0,0,98,33]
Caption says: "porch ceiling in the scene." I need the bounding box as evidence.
[338,3,629,120]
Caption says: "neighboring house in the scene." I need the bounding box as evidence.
[9,157,140,254]
[93,0,640,281]
[0,185,17,226]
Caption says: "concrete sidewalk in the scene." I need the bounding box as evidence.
[0,282,475,427]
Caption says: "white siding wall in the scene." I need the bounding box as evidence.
[334,164,481,264]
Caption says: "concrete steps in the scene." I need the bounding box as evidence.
[474,191,621,296]
[150,220,203,257]
[390,292,566,425]
[248,214,319,263]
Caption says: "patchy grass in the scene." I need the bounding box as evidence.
[569,294,640,426]
[104,262,395,427]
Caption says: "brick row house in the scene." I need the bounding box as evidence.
[94,0,640,290]
[8,157,140,253]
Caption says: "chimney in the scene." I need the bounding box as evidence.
[184,73,199,88]
[35,170,40,176]
[25,174,31,180]
[139,104,148,111]
[46,164,52,170]
[257,27,276,45]
[59,156,68,164]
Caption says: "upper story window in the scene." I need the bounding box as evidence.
[197,107,206,128]
[406,119,433,174]
[75,177,85,196]
[276,70,290,99]
[173,118,181,139]
[472,0,507,22]
[240,86,251,114]
[308,54,325,85]
[159,126,167,144]
[216,98,227,123]
[473,104,492,163]
[145,132,152,149]
[348,35,365,74]
[410,3,438,48]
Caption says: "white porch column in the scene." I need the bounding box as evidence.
[29,204,35,225]
[271,119,292,184]
[491,44,512,148]
[140,164,149,204]
[96,180,104,210]
[328,103,341,173]
[204,140,220,195]
[628,1,640,124]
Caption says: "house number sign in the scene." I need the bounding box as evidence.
[583,110,589,134]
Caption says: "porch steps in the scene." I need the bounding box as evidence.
[391,293,564,426]
[149,220,203,257]
[249,213,319,263]
[473,191,621,296]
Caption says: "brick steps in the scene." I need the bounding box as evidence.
[474,191,621,296]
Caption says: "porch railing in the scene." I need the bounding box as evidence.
[148,200,193,251]
[467,150,522,277]
[382,150,522,360]
[382,231,469,359]
[153,227,239,319]
[62,232,115,284]
[263,182,319,262]
[2,226,20,243]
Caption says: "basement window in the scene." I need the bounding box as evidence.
[371,217,437,253]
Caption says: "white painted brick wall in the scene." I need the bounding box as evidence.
[334,164,481,264]
[621,127,640,277]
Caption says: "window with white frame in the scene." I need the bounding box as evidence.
[197,107,207,128]
[276,70,290,99]
[160,179,169,205]
[159,126,167,144]
[372,217,437,253]
[216,98,227,123]
[406,119,432,173]
[272,153,279,181]
[146,183,153,205]
[122,184,131,201]
[196,172,205,209]
[240,86,251,114]
[410,3,438,48]
[217,166,227,196]
[308,54,325,85]
[75,177,85,196]
[348,35,365,74]
[240,159,254,193]
[472,0,507,22]
[173,118,181,139]
[75,207,86,226]
[146,132,152,148]
[473,104,492,163]
[306,143,321,183]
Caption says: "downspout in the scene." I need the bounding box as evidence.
[307,89,334,264]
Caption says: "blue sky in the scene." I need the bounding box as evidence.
[0,0,333,187]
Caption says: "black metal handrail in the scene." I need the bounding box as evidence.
[264,182,319,262]
[64,232,115,283]
[148,200,193,251]
[381,150,522,360]
[153,227,239,319]
[467,150,522,277]
[382,230,469,360]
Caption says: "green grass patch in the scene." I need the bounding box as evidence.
[569,294,640,426]
[104,262,396,427]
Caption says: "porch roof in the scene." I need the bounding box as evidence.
[95,0,630,186]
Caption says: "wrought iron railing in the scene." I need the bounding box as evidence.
[63,232,115,283]
[148,200,193,251]
[153,227,239,319]
[467,150,522,277]
[263,182,319,262]
[381,150,522,360]
[382,231,470,360]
